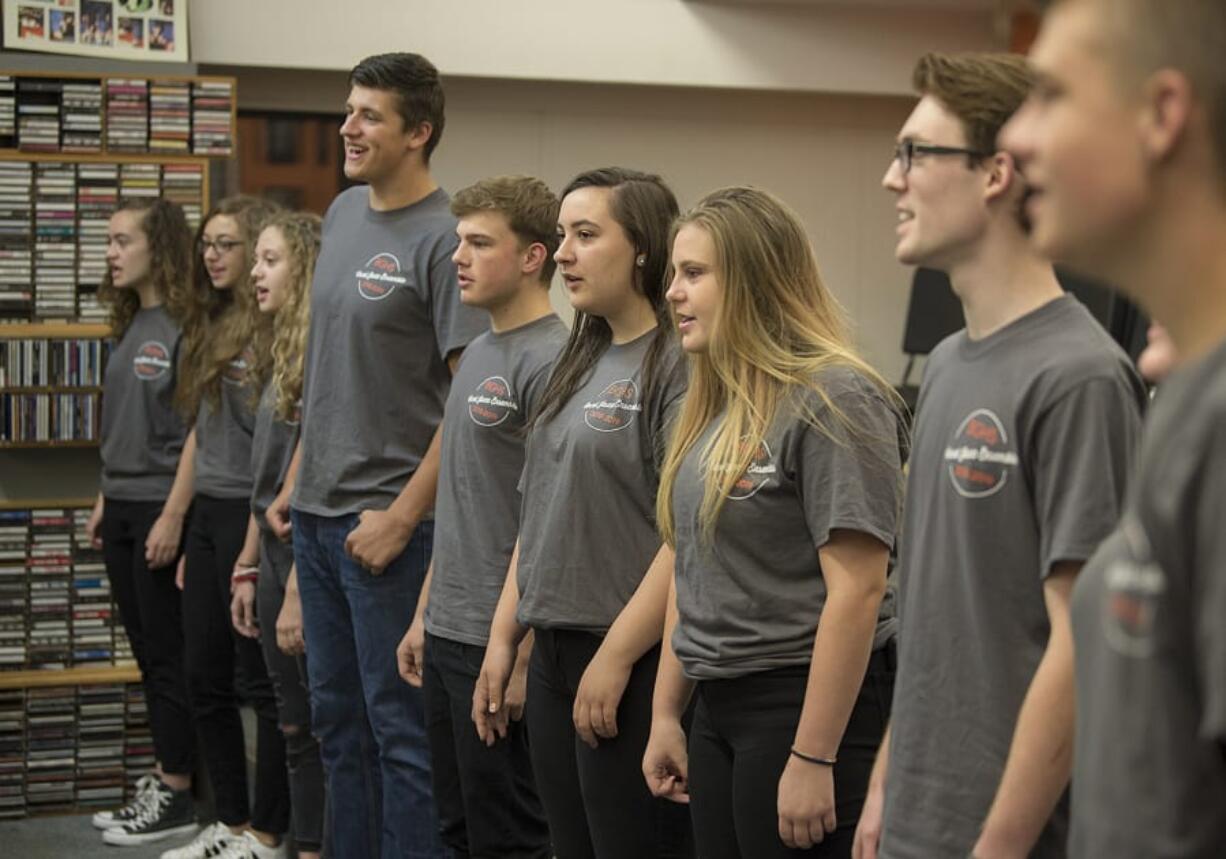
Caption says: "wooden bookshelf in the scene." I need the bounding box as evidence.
[0,664,140,691]
[0,322,112,339]
[0,440,100,450]
[0,497,94,510]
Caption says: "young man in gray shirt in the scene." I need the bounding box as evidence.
[1004,1,1226,854]
[266,53,486,858]
[394,175,566,859]
[855,52,1146,859]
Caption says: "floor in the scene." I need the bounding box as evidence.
[3,812,197,858]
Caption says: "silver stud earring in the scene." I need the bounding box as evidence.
[636,254,646,267]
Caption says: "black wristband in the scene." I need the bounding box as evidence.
[790,747,837,767]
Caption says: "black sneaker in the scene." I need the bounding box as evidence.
[91,773,159,830]
[102,780,197,846]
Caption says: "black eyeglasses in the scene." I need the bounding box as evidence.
[893,140,992,175]
[198,238,244,255]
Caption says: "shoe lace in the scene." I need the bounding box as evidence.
[113,775,159,819]
[214,833,255,859]
[124,785,171,830]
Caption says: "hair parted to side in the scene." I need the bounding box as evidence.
[248,212,320,422]
[533,167,680,427]
[176,195,283,418]
[913,52,1037,155]
[349,52,446,162]
[656,186,905,545]
[451,175,561,284]
[1050,0,1226,190]
[99,198,193,339]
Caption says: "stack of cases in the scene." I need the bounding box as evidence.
[33,163,77,318]
[0,689,24,819]
[123,684,152,795]
[0,511,29,671]
[60,80,103,154]
[191,79,234,155]
[24,686,76,812]
[0,76,15,149]
[119,162,160,204]
[105,79,149,153]
[72,508,112,665]
[161,162,204,229]
[76,163,119,322]
[76,685,126,810]
[15,78,61,153]
[149,80,190,154]
[26,509,73,670]
[0,161,33,319]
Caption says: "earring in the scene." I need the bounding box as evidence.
[636,254,646,267]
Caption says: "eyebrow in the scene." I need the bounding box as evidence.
[560,219,601,230]
[673,259,707,269]
[203,233,238,240]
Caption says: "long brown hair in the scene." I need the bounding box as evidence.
[534,167,679,426]
[99,198,192,339]
[175,195,282,417]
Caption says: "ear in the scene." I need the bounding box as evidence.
[521,241,549,278]
[404,120,434,152]
[982,149,1022,206]
[1138,68,1192,164]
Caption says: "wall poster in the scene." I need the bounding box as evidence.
[4,0,190,63]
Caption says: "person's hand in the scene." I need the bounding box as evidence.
[175,556,186,591]
[276,585,305,655]
[472,638,516,746]
[572,645,632,749]
[778,755,837,849]
[504,643,530,723]
[397,615,426,687]
[85,497,104,550]
[144,510,185,569]
[642,717,690,803]
[230,580,258,639]
[267,487,293,542]
[852,772,886,859]
[344,509,414,575]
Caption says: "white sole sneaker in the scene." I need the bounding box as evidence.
[103,821,199,846]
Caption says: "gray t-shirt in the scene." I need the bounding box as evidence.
[516,331,688,633]
[193,347,257,500]
[100,306,188,501]
[880,295,1146,859]
[292,186,488,516]
[1069,337,1226,858]
[670,368,904,680]
[250,382,299,536]
[425,314,569,646]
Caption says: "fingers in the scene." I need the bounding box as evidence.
[779,814,836,850]
[573,702,598,749]
[507,698,525,723]
[175,557,185,591]
[598,701,618,739]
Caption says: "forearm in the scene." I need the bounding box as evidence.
[386,423,443,529]
[279,439,302,499]
[599,543,674,666]
[488,541,528,649]
[236,514,261,568]
[413,562,435,624]
[651,573,695,722]
[869,723,892,790]
[163,429,197,517]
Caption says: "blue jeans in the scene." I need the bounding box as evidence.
[292,510,445,859]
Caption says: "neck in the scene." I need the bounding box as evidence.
[134,280,161,310]
[488,282,555,334]
[368,159,437,211]
[946,230,1063,340]
[603,293,659,344]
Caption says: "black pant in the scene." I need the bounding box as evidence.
[257,533,325,853]
[183,494,289,833]
[688,647,895,859]
[100,497,195,775]
[526,628,694,859]
[423,633,550,859]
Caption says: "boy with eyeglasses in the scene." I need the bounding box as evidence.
[853,52,1146,859]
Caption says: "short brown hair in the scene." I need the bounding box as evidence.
[350,52,446,162]
[451,175,560,283]
[913,52,1037,154]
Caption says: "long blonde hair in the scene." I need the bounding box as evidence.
[657,186,904,544]
[249,212,320,420]
[175,195,282,417]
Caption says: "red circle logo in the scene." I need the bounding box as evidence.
[468,376,517,427]
[583,379,641,433]
[728,438,776,501]
[132,341,171,381]
[356,252,406,301]
[945,409,1019,498]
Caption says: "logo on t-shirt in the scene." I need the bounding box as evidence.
[132,341,171,381]
[468,376,518,427]
[222,347,253,387]
[583,379,642,433]
[728,438,777,501]
[355,252,408,301]
[1103,517,1166,658]
[944,408,1020,498]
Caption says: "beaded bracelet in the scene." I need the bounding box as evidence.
[790,748,837,767]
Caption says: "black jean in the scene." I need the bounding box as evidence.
[183,494,289,833]
[100,497,195,775]
[257,533,325,853]
[688,646,895,859]
[526,628,694,859]
[423,632,550,859]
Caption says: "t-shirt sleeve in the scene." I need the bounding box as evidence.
[428,234,487,360]
[1194,421,1226,744]
[796,389,903,551]
[520,342,564,421]
[649,347,690,474]
[1030,375,1143,577]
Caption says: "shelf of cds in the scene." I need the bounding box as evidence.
[0,71,237,158]
[0,324,112,445]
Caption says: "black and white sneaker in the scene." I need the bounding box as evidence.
[91,773,159,830]
[102,779,197,846]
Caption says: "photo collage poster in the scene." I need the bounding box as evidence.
[4,0,190,63]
